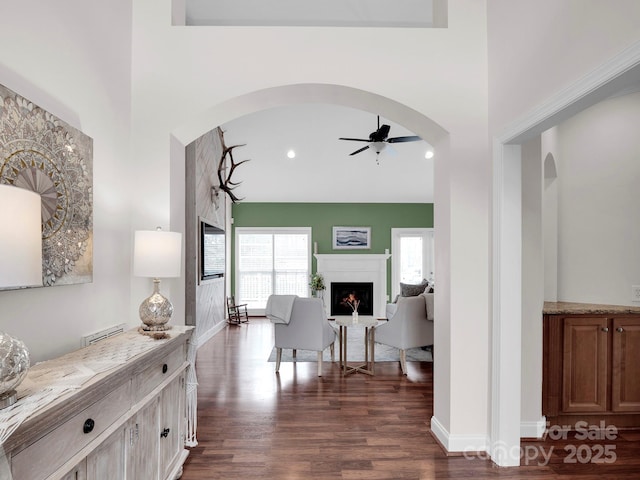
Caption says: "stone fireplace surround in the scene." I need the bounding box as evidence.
[314,253,391,318]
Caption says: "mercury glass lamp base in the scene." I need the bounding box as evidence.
[0,331,30,408]
[139,278,174,333]
[0,389,17,409]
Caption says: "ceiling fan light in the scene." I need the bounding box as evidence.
[372,142,386,154]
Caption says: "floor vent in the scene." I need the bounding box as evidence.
[82,323,126,347]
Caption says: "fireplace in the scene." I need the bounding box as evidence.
[315,253,390,318]
[330,282,374,316]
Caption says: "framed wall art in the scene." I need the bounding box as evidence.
[0,83,93,288]
[332,226,371,250]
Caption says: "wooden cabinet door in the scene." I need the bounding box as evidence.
[126,397,160,480]
[562,317,609,412]
[159,373,185,478]
[86,428,125,479]
[612,317,640,411]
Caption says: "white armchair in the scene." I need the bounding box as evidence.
[272,296,337,376]
[376,293,434,375]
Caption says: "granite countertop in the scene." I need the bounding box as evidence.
[543,301,640,315]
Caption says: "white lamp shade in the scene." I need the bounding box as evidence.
[0,185,42,288]
[133,230,182,278]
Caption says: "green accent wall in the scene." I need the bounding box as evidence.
[230,203,433,294]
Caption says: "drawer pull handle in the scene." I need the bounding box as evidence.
[83,418,95,434]
[601,327,609,332]
[162,363,168,374]
[160,428,170,438]
[617,327,624,333]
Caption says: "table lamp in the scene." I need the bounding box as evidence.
[133,228,182,336]
[0,184,42,408]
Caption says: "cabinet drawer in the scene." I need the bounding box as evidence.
[12,381,131,480]
[134,343,185,401]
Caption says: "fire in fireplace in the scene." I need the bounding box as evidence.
[330,282,374,316]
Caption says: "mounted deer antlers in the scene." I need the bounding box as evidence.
[216,128,250,203]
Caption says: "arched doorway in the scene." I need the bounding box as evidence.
[170,81,453,446]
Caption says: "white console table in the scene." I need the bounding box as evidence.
[1,326,194,480]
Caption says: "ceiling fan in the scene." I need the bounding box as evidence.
[339,115,422,157]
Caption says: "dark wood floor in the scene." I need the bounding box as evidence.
[181,318,640,479]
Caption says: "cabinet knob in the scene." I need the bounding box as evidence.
[601,327,609,332]
[617,327,624,333]
[83,418,95,434]
[162,363,168,374]
[160,427,170,438]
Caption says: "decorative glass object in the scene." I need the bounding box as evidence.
[138,279,174,330]
[0,333,30,408]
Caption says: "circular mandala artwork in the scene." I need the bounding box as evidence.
[0,86,93,287]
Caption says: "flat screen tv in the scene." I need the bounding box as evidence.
[200,220,225,280]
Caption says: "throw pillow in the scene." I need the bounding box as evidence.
[400,278,429,297]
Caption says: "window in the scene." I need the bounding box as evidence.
[391,228,434,299]
[235,227,311,312]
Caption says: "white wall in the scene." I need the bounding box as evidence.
[556,92,640,304]
[131,0,491,449]
[487,0,640,134]
[0,0,134,362]
[487,1,640,449]
[5,0,639,459]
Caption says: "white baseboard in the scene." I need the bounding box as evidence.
[520,416,546,438]
[195,320,227,349]
[430,416,489,453]
[432,415,546,449]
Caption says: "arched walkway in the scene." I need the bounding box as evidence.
[169,82,455,449]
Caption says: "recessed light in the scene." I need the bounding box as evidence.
[287,149,296,159]
[425,149,434,159]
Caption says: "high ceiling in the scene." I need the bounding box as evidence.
[220,104,434,203]
[183,2,438,204]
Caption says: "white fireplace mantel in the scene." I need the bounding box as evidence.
[314,253,391,318]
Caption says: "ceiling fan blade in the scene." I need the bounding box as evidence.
[339,137,370,142]
[349,145,370,156]
[387,135,422,144]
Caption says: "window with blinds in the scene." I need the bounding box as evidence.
[235,227,311,311]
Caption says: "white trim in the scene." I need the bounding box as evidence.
[498,40,640,145]
[491,143,522,467]
[195,319,227,349]
[430,415,448,448]
[430,416,489,453]
[491,39,640,467]
[520,417,546,439]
